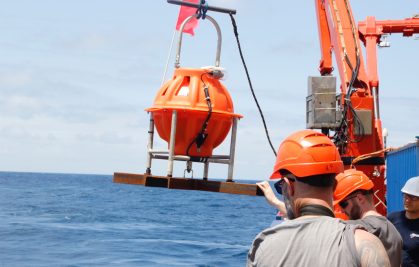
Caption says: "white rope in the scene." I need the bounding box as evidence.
[161,29,178,86]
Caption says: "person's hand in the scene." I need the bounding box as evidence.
[257,181,286,215]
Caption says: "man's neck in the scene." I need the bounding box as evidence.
[361,209,381,219]
[405,210,419,220]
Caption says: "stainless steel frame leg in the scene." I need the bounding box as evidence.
[146,112,154,175]
[227,118,238,182]
[203,161,209,180]
[167,110,178,177]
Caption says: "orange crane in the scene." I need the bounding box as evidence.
[312,0,419,214]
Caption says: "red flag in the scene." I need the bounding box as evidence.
[175,0,200,36]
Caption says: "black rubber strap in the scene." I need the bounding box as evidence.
[299,204,335,218]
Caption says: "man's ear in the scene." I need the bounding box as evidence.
[287,181,295,197]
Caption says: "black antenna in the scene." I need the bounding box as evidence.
[167,0,237,15]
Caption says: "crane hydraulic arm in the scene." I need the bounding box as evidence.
[313,0,419,214]
[358,16,419,89]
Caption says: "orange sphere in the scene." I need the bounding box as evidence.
[146,68,242,157]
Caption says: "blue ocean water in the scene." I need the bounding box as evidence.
[0,172,275,267]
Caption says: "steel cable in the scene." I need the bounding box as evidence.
[229,13,277,157]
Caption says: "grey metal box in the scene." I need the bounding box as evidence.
[306,76,339,129]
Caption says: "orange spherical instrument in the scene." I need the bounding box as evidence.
[146,67,242,157]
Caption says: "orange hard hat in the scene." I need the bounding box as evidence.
[270,129,343,179]
[333,169,374,205]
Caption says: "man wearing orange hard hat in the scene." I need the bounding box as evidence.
[334,169,402,267]
[247,129,390,267]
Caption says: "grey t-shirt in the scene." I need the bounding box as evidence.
[347,215,403,267]
[247,216,361,267]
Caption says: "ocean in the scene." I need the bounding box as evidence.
[0,172,275,267]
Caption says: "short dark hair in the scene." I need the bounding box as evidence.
[352,189,374,197]
[297,174,336,187]
[280,170,336,187]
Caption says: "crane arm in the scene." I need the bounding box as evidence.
[315,0,333,75]
[313,0,418,215]
[316,0,370,94]
[358,16,419,88]
[314,0,387,213]
[315,0,382,158]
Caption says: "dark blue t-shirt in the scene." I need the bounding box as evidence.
[388,211,419,267]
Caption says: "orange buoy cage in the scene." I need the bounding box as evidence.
[146,67,242,157]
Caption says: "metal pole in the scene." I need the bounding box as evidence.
[203,162,209,180]
[167,0,237,15]
[227,118,238,182]
[149,149,169,154]
[146,112,155,174]
[153,155,190,161]
[167,110,178,177]
[372,87,380,119]
[175,15,222,68]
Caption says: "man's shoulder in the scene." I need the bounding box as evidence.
[387,210,404,221]
[348,214,386,227]
[248,217,357,266]
[354,229,391,267]
[278,217,353,234]
[353,215,403,243]
[258,217,344,237]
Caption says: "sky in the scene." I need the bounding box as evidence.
[0,0,417,180]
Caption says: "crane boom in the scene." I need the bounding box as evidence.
[313,0,419,214]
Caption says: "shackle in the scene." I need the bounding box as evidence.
[175,14,222,68]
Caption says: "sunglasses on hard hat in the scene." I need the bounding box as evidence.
[274,177,296,195]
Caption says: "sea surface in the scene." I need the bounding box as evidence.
[0,172,275,267]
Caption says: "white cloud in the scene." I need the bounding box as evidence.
[0,71,33,87]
